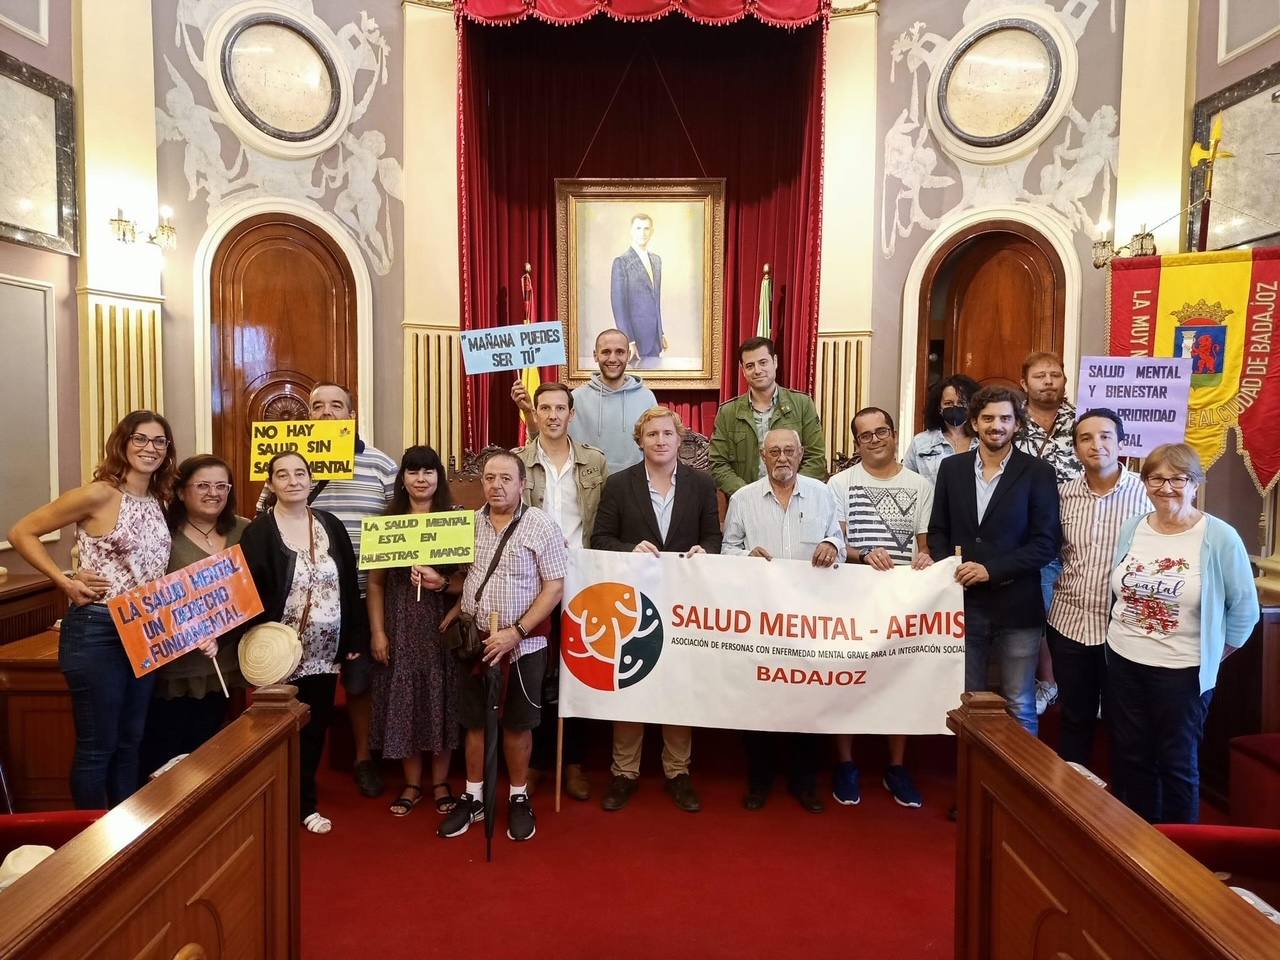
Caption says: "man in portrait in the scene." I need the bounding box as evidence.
[610,213,667,368]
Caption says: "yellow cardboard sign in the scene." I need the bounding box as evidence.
[358,513,476,569]
[250,420,356,480]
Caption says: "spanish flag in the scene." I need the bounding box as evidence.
[518,267,540,446]
[1109,247,1280,493]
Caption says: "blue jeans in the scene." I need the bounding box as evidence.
[1040,557,1063,613]
[59,604,157,808]
[964,605,1041,736]
[1106,648,1212,824]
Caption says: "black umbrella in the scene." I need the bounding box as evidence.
[483,661,502,863]
[482,610,503,862]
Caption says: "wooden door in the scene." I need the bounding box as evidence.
[916,223,1065,430]
[210,213,357,508]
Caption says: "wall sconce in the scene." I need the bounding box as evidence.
[110,206,177,251]
[1091,224,1157,269]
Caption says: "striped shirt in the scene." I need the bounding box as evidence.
[1048,469,1152,646]
[828,463,933,565]
[256,441,398,591]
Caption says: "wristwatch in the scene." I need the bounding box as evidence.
[514,620,529,639]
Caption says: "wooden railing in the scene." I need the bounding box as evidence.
[0,686,307,959]
[950,692,1280,959]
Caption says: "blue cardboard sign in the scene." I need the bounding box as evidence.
[460,321,567,374]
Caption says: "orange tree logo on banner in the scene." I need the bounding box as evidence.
[562,582,664,691]
[1109,248,1280,494]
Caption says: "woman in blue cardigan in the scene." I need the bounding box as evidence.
[1106,443,1259,824]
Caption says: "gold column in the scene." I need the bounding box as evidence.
[815,332,872,469]
[403,325,464,471]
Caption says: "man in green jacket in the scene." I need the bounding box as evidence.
[709,336,827,496]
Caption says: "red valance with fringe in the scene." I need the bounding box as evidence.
[454,0,831,28]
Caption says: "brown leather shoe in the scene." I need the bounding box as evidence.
[665,773,701,812]
[601,774,639,811]
[565,763,591,802]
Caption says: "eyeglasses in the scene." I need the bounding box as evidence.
[855,426,893,444]
[129,434,169,451]
[1144,475,1191,490]
[763,446,800,459]
[190,481,231,495]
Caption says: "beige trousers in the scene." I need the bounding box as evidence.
[610,722,692,779]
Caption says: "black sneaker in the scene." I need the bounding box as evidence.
[507,794,536,841]
[438,793,483,838]
[354,759,384,798]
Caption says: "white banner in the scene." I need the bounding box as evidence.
[559,551,966,735]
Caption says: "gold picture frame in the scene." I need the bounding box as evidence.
[556,178,725,390]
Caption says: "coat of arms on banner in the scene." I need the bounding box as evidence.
[1172,299,1231,388]
[1108,249,1280,494]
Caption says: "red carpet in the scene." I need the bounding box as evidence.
[301,757,956,958]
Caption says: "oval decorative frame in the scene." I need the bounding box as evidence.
[926,12,1078,167]
[203,0,354,160]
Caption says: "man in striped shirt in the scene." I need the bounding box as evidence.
[257,382,398,798]
[1047,409,1151,766]
[828,407,933,809]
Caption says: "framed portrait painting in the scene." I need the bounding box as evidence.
[556,178,724,390]
[0,49,77,255]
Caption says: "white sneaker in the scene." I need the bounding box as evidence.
[1035,680,1059,716]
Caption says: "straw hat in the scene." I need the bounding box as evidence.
[238,622,302,687]
[0,845,54,891]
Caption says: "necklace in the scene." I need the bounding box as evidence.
[187,520,218,546]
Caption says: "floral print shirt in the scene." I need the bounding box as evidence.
[281,517,342,678]
[1107,517,1206,668]
[1016,400,1083,483]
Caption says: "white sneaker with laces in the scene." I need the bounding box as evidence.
[1035,680,1059,716]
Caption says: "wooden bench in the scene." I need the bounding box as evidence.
[0,686,307,959]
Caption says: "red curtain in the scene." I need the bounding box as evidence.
[458,15,826,450]
[456,0,830,28]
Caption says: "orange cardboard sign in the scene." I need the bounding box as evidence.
[107,544,264,679]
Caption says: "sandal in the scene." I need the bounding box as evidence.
[432,781,457,814]
[390,784,423,817]
[303,812,332,834]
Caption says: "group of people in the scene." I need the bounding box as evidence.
[7,330,1258,846]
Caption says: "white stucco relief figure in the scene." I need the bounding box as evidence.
[324,130,403,276]
[1035,105,1118,237]
[880,1,1118,258]
[159,3,401,275]
[156,57,246,206]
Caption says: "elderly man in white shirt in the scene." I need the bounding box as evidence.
[722,428,841,814]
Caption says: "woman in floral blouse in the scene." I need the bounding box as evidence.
[239,451,367,834]
[1105,443,1258,824]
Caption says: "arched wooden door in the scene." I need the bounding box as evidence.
[916,221,1065,430]
[210,212,358,508]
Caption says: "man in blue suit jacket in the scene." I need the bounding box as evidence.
[928,385,1060,736]
[610,213,665,368]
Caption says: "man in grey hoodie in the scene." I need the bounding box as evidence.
[512,328,657,475]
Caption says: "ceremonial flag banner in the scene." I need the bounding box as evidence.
[559,551,965,735]
[107,545,264,679]
[250,419,356,480]
[358,513,477,569]
[1109,248,1280,492]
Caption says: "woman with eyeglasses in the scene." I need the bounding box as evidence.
[136,455,249,783]
[7,410,177,808]
[903,374,980,485]
[1105,442,1259,824]
[238,451,367,834]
